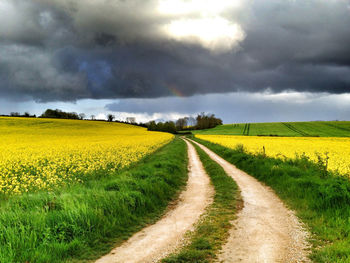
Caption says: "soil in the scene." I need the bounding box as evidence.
[95,139,214,263]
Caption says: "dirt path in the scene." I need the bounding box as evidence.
[189,139,310,263]
[96,140,214,263]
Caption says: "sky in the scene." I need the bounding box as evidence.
[0,0,350,123]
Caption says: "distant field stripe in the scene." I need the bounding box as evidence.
[243,123,248,135]
[247,123,251,135]
[192,121,350,137]
[282,123,309,136]
[323,123,350,133]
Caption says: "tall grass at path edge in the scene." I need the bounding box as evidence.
[193,136,350,262]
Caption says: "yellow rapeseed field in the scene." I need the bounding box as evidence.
[0,117,173,194]
[196,135,350,175]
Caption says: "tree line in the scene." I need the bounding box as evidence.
[3,109,222,133]
[147,113,223,134]
[40,109,85,120]
[5,112,37,118]
[3,109,138,123]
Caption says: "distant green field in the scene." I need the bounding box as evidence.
[193,121,350,137]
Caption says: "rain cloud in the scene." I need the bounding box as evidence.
[0,0,350,102]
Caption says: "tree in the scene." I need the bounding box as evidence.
[147,121,157,131]
[164,121,177,134]
[147,120,177,134]
[90,115,95,120]
[195,113,222,130]
[10,112,20,117]
[79,113,86,120]
[40,109,79,119]
[156,122,164,131]
[176,118,187,130]
[146,114,221,134]
[107,114,115,122]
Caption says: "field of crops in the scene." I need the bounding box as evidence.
[196,135,350,175]
[194,121,350,137]
[0,117,173,195]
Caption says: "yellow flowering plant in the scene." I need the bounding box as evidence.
[196,135,350,175]
[0,117,173,194]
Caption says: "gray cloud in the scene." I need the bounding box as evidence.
[0,0,350,102]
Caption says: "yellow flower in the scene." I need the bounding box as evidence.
[0,117,173,194]
[196,135,350,176]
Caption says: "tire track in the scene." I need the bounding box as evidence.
[282,123,310,136]
[323,122,350,133]
[95,140,214,263]
[189,139,310,263]
[243,123,250,136]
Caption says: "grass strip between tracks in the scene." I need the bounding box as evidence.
[163,140,239,263]
[193,136,350,263]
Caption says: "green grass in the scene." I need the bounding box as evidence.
[163,140,239,263]
[0,138,188,263]
[193,121,350,137]
[193,137,350,262]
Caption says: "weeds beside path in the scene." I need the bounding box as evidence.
[194,136,350,262]
[189,138,310,262]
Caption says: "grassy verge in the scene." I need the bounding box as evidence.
[162,140,239,263]
[193,137,350,262]
[0,138,188,263]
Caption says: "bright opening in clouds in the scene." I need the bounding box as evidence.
[158,0,245,51]
[163,17,245,52]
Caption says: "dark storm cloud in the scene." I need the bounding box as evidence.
[0,0,350,102]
